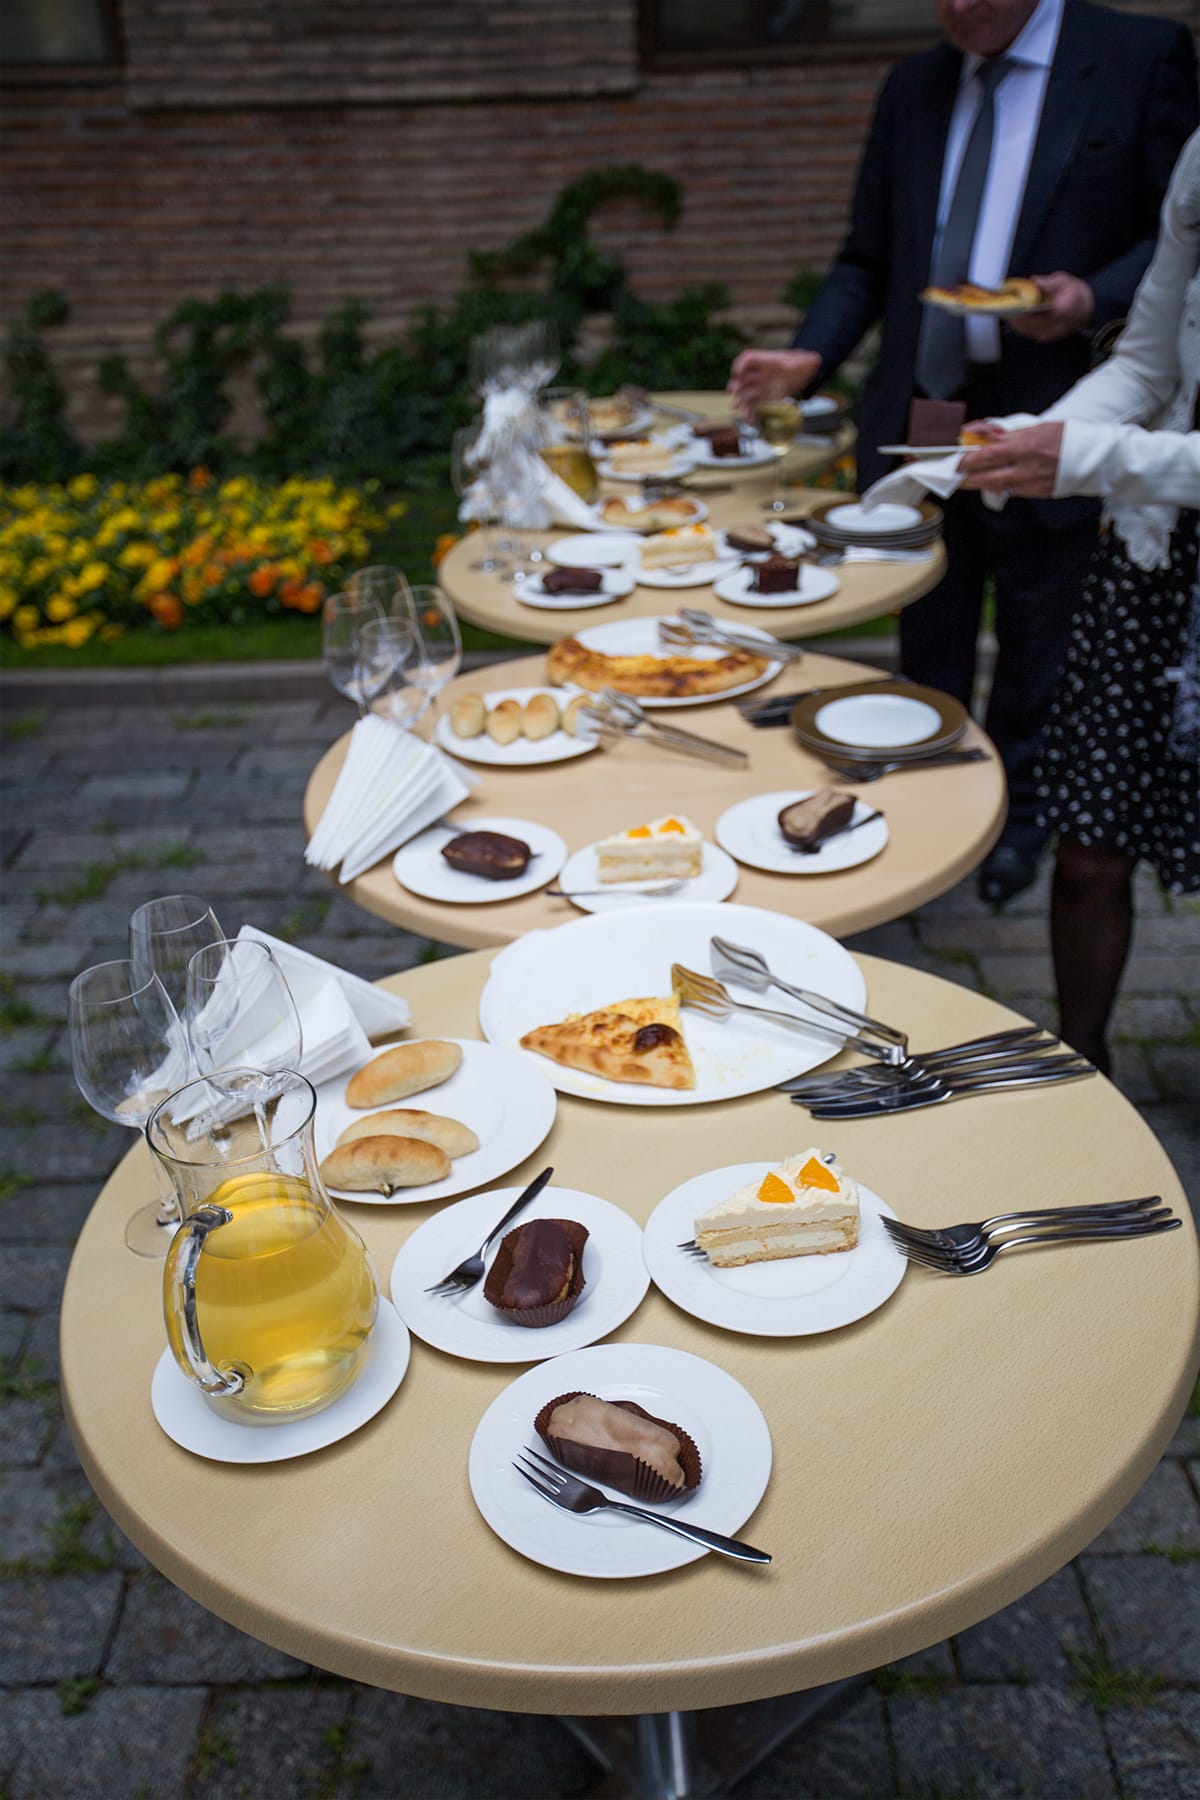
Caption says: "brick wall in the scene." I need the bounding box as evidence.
[2,0,1195,443]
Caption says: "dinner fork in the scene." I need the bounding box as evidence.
[786,1043,1088,1107]
[779,1025,1055,1098]
[709,937,909,1064]
[881,1196,1164,1260]
[672,963,904,1065]
[890,1213,1180,1274]
[424,1167,554,1297]
[545,878,687,899]
[513,1447,771,1564]
[824,749,990,783]
[801,1056,1096,1117]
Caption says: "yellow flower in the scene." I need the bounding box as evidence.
[68,474,98,501]
[63,617,95,647]
[45,594,78,622]
[13,605,40,630]
[78,562,108,593]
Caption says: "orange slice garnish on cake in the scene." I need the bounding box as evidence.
[799,1156,840,1192]
[757,1173,795,1205]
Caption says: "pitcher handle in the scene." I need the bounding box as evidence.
[166,1203,246,1399]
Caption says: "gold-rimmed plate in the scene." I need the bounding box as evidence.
[790,680,967,760]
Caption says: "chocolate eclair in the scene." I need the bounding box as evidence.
[540,567,604,595]
[483,1218,588,1328]
[441,831,532,881]
[778,788,857,850]
[534,1392,703,1502]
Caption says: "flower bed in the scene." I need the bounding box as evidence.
[0,470,404,649]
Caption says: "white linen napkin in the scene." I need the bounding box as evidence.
[860,453,965,511]
[305,716,477,884]
[240,926,411,1038]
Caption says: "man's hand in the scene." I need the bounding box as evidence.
[958,421,1066,497]
[1006,271,1094,343]
[727,348,822,417]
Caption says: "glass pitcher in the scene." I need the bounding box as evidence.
[148,1070,379,1425]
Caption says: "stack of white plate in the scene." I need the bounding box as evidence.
[789,679,968,764]
[805,498,943,553]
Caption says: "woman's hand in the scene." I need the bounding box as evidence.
[958,421,1066,497]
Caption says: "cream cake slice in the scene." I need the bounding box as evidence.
[695,1150,859,1267]
[639,524,721,570]
[596,814,703,883]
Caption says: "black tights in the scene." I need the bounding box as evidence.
[1050,835,1138,1073]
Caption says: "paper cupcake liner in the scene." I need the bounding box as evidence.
[534,1391,702,1504]
[484,1219,588,1329]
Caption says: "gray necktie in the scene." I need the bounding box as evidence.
[916,56,1014,400]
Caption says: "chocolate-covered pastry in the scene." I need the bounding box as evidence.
[707,426,743,458]
[535,1392,703,1502]
[724,525,775,554]
[441,830,532,880]
[778,788,857,850]
[541,567,604,595]
[483,1218,588,1327]
[754,555,800,594]
[907,398,966,447]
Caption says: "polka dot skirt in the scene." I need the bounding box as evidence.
[1036,513,1200,894]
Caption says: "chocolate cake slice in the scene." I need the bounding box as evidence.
[540,567,604,595]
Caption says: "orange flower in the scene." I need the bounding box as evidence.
[296,581,323,613]
[248,565,278,597]
[431,532,460,568]
[182,536,212,566]
[306,537,336,565]
[188,466,212,491]
[147,592,184,629]
[203,562,225,589]
[278,577,306,609]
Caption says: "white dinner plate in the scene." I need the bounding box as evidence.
[546,532,642,568]
[151,1300,411,1464]
[715,522,814,561]
[515,568,634,610]
[920,294,1052,317]
[643,1169,905,1337]
[688,436,777,470]
[594,496,709,532]
[589,401,658,439]
[314,1039,557,1206]
[392,816,566,904]
[823,502,923,535]
[468,1341,772,1577]
[568,616,782,709]
[636,554,742,591]
[801,394,842,418]
[715,791,889,875]
[878,445,964,457]
[711,564,840,609]
[435,687,600,765]
[479,901,865,1107]
[390,1184,649,1363]
[815,693,944,748]
[596,446,699,483]
[555,839,739,914]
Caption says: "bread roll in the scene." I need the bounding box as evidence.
[450,692,486,738]
[320,1135,450,1194]
[345,1040,462,1107]
[523,693,560,740]
[486,699,523,746]
[334,1108,479,1158]
[561,693,593,738]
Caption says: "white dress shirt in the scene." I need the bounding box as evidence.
[935,0,1064,361]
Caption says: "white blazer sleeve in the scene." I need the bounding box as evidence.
[1054,419,1200,506]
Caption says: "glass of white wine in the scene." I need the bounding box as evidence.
[538,387,599,504]
[757,389,803,514]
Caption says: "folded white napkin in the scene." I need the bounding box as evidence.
[860,453,965,511]
[240,925,410,1039]
[305,716,477,884]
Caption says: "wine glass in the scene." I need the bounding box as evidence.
[129,894,225,1013]
[757,382,803,514]
[451,425,510,574]
[521,319,560,390]
[408,585,462,724]
[185,939,304,1086]
[357,614,422,726]
[346,565,414,621]
[69,960,191,1257]
[538,387,599,503]
[322,589,386,713]
[468,324,523,396]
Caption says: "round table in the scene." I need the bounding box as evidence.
[303,650,1007,949]
[61,950,1199,1725]
[439,392,943,647]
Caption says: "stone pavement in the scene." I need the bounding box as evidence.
[1,666,1197,1800]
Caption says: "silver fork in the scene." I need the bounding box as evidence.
[424,1167,554,1296]
[787,1044,1088,1106]
[779,1025,1054,1098]
[545,878,687,899]
[824,749,990,783]
[892,1213,1180,1274]
[801,1056,1095,1117]
[881,1196,1163,1259]
[673,962,905,1066]
[513,1447,771,1564]
[660,612,806,665]
[709,937,908,1064]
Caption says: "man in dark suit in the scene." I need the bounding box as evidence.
[730,0,1197,903]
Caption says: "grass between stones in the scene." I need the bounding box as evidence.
[1066,1645,1164,1712]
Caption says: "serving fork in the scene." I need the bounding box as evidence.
[884,1209,1180,1274]
[583,690,748,769]
[513,1446,771,1564]
[424,1167,554,1297]
[882,1196,1164,1261]
[658,610,806,665]
[673,962,906,1066]
[709,937,909,1063]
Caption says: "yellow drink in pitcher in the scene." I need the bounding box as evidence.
[165,1173,378,1422]
[539,442,600,503]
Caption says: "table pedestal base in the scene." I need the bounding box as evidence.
[559,1673,872,1799]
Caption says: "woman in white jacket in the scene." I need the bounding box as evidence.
[960,132,1200,1074]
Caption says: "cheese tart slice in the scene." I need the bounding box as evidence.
[639,525,721,570]
[520,994,696,1090]
[596,814,703,883]
[695,1149,859,1266]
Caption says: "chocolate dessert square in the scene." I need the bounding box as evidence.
[541,567,604,595]
[708,426,743,458]
[907,398,965,447]
[754,555,800,594]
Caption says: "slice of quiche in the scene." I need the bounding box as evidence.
[520,994,696,1090]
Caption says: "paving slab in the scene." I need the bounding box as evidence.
[889,1685,1119,1799]
[1102,1692,1200,1800]
[105,1574,309,1684]
[1079,1558,1200,1684]
[953,1565,1097,1686]
[0,1685,208,1800]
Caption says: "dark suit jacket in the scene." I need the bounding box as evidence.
[795,1,1198,499]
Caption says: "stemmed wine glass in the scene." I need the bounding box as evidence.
[408,586,462,724]
[185,939,304,1088]
[346,565,414,620]
[129,894,225,1013]
[322,589,387,713]
[357,614,422,726]
[521,319,560,391]
[451,425,511,574]
[756,383,803,514]
[69,960,191,1257]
